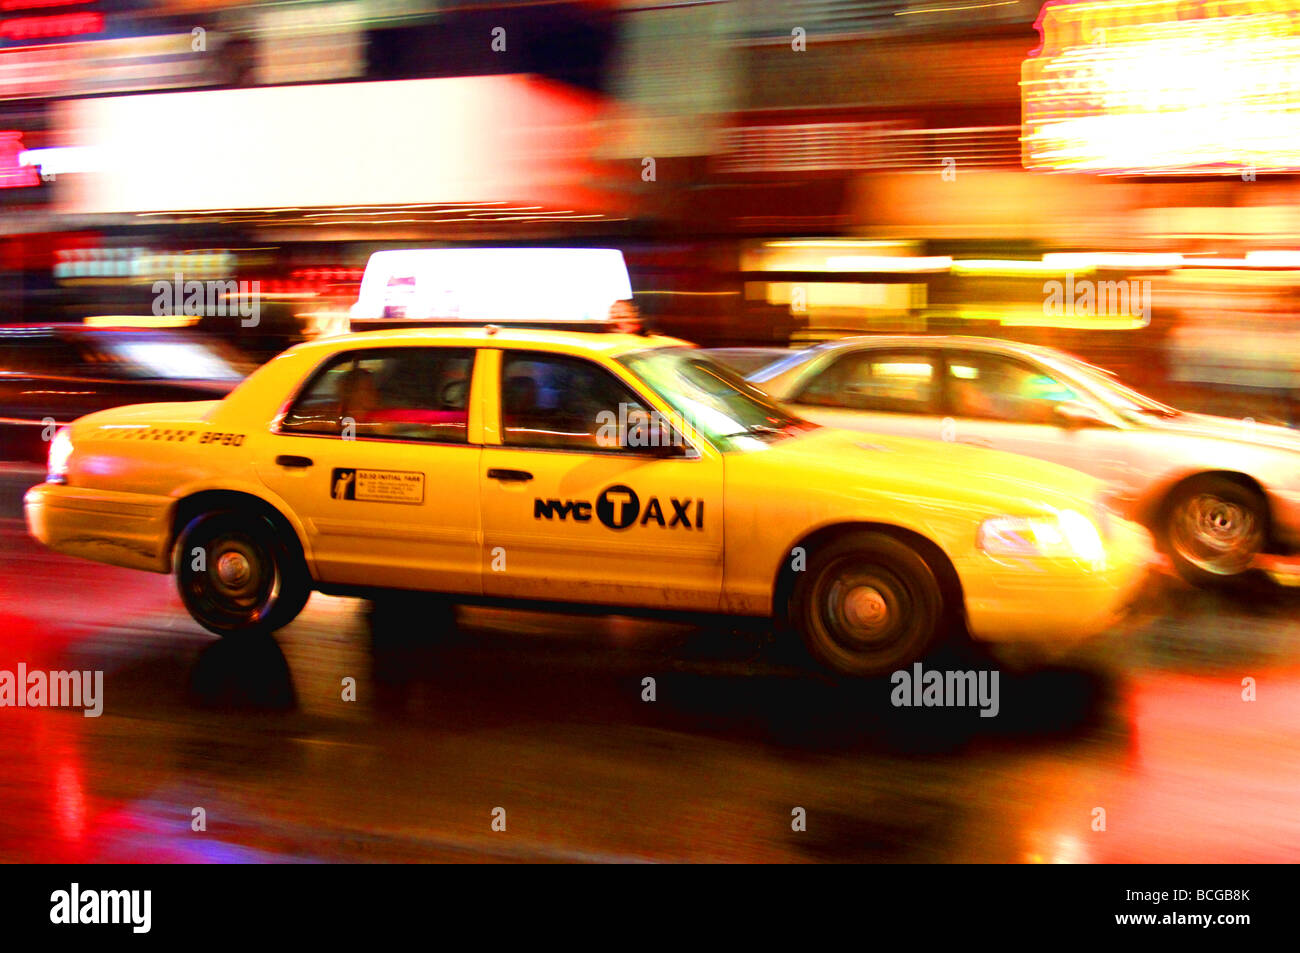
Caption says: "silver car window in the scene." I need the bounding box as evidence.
[796,350,939,414]
[945,352,1080,425]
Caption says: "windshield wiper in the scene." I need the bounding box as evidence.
[717,423,785,439]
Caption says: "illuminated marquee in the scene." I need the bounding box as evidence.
[1022,0,1300,174]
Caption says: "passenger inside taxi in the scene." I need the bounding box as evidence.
[282,347,473,442]
[502,353,646,450]
[338,366,380,426]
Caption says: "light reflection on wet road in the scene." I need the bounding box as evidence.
[2,514,1299,863]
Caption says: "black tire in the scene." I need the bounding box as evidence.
[175,508,311,637]
[788,531,947,677]
[1162,475,1267,587]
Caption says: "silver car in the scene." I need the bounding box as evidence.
[740,335,1300,586]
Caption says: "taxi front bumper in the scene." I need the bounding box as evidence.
[957,518,1156,643]
[25,481,174,573]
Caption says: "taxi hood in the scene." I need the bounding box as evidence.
[744,426,1105,516]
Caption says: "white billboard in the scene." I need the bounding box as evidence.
[54,74,609,214]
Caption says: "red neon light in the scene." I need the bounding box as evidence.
[0,12,103,40]
[0,0,93,10]
[0,130,39,188]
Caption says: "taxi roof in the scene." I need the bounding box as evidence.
[296,325,690,360]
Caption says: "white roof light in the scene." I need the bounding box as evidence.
[350,247,634,325]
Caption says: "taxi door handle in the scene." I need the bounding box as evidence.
[957,437,993,448]
[276,454,314,468]
[487,468,532,483]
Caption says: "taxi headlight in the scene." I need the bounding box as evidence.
[47,426,73,484]
[978,509,1106,563]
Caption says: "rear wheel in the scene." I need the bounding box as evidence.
[789,532,947,677]
[1163,476,1266,586]
[176,509,311,637]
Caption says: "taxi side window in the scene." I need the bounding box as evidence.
[945,353,1079,425]
[281,347,474,443]
[796,350,938,414]
[501,352,651,451]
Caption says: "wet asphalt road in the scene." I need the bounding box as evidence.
[2,468,1299,863]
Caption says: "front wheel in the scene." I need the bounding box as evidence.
[175,509,311,637]
[789,532,947,677]
[1163,476,1267,586]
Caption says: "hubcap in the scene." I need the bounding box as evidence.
[207,539,264,603]
[1171,493,1261,575]
[216,551,251,588]
[180,522,283,633]
[823,569,903,650]
[842,585,889,636]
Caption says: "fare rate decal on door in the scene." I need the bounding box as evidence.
[533,484,704,530]
[331,468,426,504]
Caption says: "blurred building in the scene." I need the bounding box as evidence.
[1,0,1299,418]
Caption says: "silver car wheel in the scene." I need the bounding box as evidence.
[1169,492,1263,576]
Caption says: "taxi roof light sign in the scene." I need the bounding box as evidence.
[350,247,634,328]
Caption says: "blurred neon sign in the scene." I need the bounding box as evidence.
[0,130,40,187]
[1022,0,1300,174]
[1,0,93,9]
[0,11,101,40]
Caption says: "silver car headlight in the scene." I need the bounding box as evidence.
[977,509,1106,564]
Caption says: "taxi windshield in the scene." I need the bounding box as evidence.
[618,347,813,452]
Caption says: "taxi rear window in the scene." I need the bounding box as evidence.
[281,347,473,444]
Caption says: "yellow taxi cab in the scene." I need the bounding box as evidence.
[25,325,1155,677]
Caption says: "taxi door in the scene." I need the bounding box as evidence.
[477,348,724,611]
[252,345,485,594]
